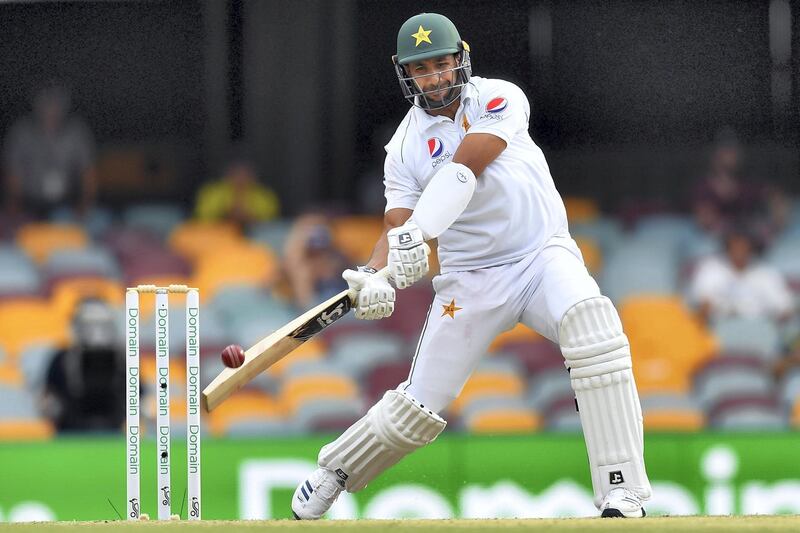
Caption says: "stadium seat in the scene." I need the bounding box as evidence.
[633,214,698,253]
[295,397,365,433]
[766,234,800,285]
[0,419,55,441]
[280,373,359,414]
[331,215,385,264]
[526,368,573,411]
[123,203,186,240]
[563,197,599,224]
[571,217,623,255]
[621,295,717,393]
[50,277,124,320]
[779,367,800,411]
[488,323,542,352]
[329,332,407,378]
[16,223,88,264]
[44,247,121,285]
[544,396,582,432]
[574,236,602,275]
[49,206,114,240]
[365,361,412,403]
[18,344,58,391]
[0,299,69,358]
[712,316,782,361]
[450,369,526,415]
[462,396,540,434]
[600,241,680,303]
[248,219,294,254]
[192,243,278,298]
[693,357,774,410]
[641,394,705,431]
[208,390,284,436]
[168,221,242,262]
[495,340,563,378]
[0,385,39,418]
[710,396,786,430]
[0,248,41,298]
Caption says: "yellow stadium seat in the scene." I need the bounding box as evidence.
[280,375,358,414]
[267,339,326,377]
[208,391,283,436]
[0,299,69,358]
[193,243,278,299]
[331,216,385,264]
[792,400,800,428]
[489,323,541,352]
[168,221,242,262]
[574,236,602,275]
[451,372,526,414]
[16,223,88,263]
[467,409,541,434]
[51,277,124,320]
[643,410,705,431]
[563,197,599,224]
[0,419,55,441]
[620,295,718,394]
[0,361,23,387]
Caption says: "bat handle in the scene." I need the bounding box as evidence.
[349,242,431,300]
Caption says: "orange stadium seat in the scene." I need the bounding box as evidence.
[16,223,88,264]
[574,236,602,275]
[451,372,526,415]
[563,197,599,224]
[489,323,542,352]
[51,277,124,320]
[643,409,705,431]
[466,409,541,434]
[280,375,359,414]
[620,295,717,393]
[0,362,23,387]
[168,221,242,263]
[792,400,800,428]
[192,243,278,299]
[331,216,384,264]
[0,299,69,358]
[0,419,55,441]
[208,390,283,436]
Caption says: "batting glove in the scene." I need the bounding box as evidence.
[387,222,429,289]
[342,267,395,320]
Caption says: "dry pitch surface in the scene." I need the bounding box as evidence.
[0,517,798,533]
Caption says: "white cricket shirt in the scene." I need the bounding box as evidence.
[383,76,569,273]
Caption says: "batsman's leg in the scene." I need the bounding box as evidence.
[559,296,652,517]
[292,389,446,519]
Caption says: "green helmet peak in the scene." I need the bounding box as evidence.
[392,13,473,110]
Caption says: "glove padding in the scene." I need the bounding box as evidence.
[342,268,395,320]
[387,222,429,289]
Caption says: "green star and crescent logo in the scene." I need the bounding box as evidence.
[411,25,432,47]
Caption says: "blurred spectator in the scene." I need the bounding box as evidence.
[3,82,97,219]
[194,153,280,227]
[41,299,125,433]
[688,226,795,323]
[283,213,348,308]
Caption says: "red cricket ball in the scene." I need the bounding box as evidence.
[221,344,245,368]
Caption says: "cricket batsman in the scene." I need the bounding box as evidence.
[293,12,651,519]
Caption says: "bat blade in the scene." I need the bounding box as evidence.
[201,288,354,412]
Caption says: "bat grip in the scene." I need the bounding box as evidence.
[348,242,431,301]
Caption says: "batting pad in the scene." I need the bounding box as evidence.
[559,296,652,507]
[318,389,446,492]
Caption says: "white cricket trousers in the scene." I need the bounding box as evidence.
[399,237,601,413]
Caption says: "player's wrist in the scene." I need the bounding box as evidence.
[357,265,378,275]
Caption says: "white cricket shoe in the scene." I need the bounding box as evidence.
[600,487,646,518]
[291,468,344,520]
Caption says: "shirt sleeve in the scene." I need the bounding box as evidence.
[383,151,421,213]
[467,81,530,145]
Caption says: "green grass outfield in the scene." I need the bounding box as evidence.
[1,517,799,533]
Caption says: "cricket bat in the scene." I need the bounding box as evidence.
[201,242,429,412]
